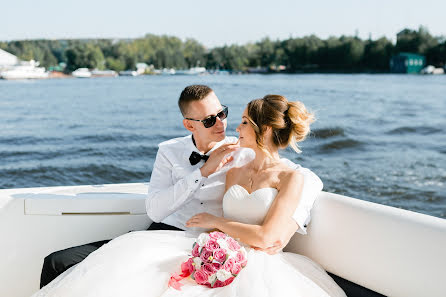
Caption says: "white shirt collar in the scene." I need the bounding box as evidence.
[182,134,228,160]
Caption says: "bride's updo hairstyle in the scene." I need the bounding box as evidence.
[246,94,314,153]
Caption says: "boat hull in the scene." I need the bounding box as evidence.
[1,183,445,297]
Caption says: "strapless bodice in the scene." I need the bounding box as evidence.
[222,184,278,225]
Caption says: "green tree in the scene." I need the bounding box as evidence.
[426,41,446,67]
[105,57,126,71]
[396,26,438,55]
[183,38,206,68]
[65,43,105,71]
[362,37,394,71]
[282,35,323,71]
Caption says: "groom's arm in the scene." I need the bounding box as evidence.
[146,142,240,222]
[146,147,204,222]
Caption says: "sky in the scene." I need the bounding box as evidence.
[1,0,445,47]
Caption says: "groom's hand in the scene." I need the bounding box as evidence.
[186,212,220,229]
[200,142,239,177]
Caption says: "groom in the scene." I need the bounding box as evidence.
[40,85,244,287]
[41,85,320,288]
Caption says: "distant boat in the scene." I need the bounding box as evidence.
[162,68,176,75]
[91,69,118,77]
[72,68,92,78]
[420,65,445,75]
[119,70,138,76]
[0,60,48,80]
[176,67,207,75]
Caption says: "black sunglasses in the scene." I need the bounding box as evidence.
[185,105,228,128]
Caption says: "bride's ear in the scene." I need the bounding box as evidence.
[263,126,273,138]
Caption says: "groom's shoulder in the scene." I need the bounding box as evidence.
[159,135,191,149]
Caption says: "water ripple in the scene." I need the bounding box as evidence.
[386,126,443,135]
[311,127,345,139]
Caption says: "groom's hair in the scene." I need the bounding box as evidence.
[178,85,213,116]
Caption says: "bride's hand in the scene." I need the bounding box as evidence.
[253,239,285,255]
[186,212,220,229]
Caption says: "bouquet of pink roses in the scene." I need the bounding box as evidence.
[169,231,248,290]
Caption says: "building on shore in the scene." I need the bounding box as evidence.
[390,53,425,74]
[0,49,49,79]
[0,49,20,70]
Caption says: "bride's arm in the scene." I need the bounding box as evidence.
[186,170,304,250]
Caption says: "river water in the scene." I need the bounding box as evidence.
[0,74,445,219]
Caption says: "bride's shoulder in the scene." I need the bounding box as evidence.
[276,166,304,190]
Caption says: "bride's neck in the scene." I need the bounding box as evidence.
[250,147,281,171]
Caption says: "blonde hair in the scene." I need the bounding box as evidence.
[246,94,314,154]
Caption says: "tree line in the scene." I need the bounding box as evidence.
[0,26,444,73]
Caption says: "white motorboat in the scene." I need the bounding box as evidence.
[176,67,207,75]
[162,68,176,75]
[420,65,445,75]
[91,69,118,77]
[72,68,92,78]
[0,60,49,80]
[119,70,138,76]
[0,183,445,297]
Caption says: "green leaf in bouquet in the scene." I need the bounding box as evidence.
[210,277,217,287]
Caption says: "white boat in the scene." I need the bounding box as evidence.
[162,68,176,75]
[72,68,92,78]
[0,183,445,297]
[91,69,118,77]
[0,60,49,80]
[176,67,207,75]
[420,65,445,75]
[119,70,138,76]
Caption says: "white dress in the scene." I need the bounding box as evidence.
[34,185,346,297]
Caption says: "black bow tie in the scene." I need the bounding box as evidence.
[189,151,209,165]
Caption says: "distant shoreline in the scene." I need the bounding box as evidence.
[1,27,445,75]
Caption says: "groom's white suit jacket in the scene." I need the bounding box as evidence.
[146,135,323,234]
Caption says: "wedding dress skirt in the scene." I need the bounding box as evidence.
[34,185,345,296]
[35,231,345,297]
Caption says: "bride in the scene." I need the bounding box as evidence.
[34,95,346,297]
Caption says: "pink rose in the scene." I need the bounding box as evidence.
[222,258,235,272]
[235,251,247,266]
[213,280,225,288]
[200,249,213,263]
[212,262,222,270]
[192,243,200,257]
[209,231,226,240]
[194,269,209,285]
[180,258,194,277]
[226,237,241,251]
[231,263,242,275]
[213,248,227,263]
[205,239,220,251]
[201,263,215,275]
[224,277,235,286]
